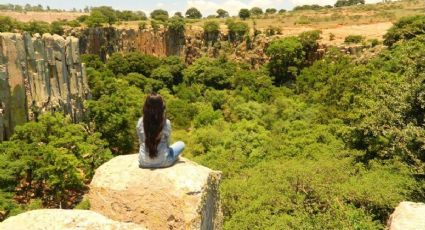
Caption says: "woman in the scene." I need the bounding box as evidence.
[137,93,185,168]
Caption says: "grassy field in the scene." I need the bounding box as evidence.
[1,0,423,46]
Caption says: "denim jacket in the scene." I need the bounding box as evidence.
[136,117,172,168]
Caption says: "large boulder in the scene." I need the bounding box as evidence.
[388,202,425,230]
[0,209,146,230]
[88,154,222,230]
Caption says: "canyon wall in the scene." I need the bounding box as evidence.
[72,27,270,67]
[0,32,88,141]
[75,27,186,61]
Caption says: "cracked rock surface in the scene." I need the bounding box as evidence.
[0,209,146,230]
[88,154,223,230]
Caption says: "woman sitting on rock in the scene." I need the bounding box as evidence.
[137,93,185,168]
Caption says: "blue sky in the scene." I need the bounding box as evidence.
[0,0,383,16]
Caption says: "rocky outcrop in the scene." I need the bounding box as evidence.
[88,154,223,230]
[0,32,88,141]
[0,209,146,230]
[387,202,425,230]
[75,27,185,61]
[73,26,360,67]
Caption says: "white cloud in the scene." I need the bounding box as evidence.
[156,2,165,8]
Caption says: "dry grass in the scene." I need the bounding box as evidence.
[0,11,87,23]
[0,0,423,46]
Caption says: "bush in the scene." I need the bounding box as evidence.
[335,0,365,7]
[383,15,425,47]
[183,57,236,89]
[226,20,249,42]
[106,52,161,76]
[203,21,220,42]
[185,7,202,19]
[150,9,169,21]
[0,16,20,32]
[344,35,364,44]
[0,113,112,219]
[238,9,250,20]
[266,37,305,84]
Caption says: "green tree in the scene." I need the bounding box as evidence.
[150,9,169,21]
[183,57,236,89]
[90,6,117,26]
[86,75,143,155]
[383,15,425,47]
[106,52,161,76]
[50,21,64,35]
[265,8,277,14]
[226,20,249,42]
[266,37,305,84]
[238,8,250,20]
[0,113,112,219]
[185,7,202,19]
[203,21,220,42]
[23,21,50,35]
[174,12,183,18]
[250,7,263,16]
[217,9,229,18]
[85,10,108,27]
[0,16,19,32]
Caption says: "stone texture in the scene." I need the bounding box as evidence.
[0,33,88,141]
[388,201,425,230]
[0,209,146,230]
[73,26,336,67]
[88,154,223,230]
[75,27,181,61]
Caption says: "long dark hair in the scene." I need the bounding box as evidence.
[143,93,166,158]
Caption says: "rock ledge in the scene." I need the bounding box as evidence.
[388,201,425,230]
[0,209,146,230]
[88,154,223,230]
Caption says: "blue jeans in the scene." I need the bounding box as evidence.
[168,141,185,161]
[139,141,185,168]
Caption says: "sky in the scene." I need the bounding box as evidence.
[0,0,385,16]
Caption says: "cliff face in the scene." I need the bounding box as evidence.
[76,27,185,61]
[73,27,270,66]
[0,33,88,141]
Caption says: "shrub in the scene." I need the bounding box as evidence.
[0,113,112,219]
[203,21,220,42]
[150,9,169,21]
[238,9,250,20]
[344,35,364,44]
[383,15,425,47]
[185,7,202,19]
[226,20,249,42]
[266,37,305,84]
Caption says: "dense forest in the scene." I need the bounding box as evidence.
[1,13,425,229]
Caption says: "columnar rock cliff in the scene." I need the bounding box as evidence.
[73,27,270,66]
[0,32,88,141]
[76,27,186,61]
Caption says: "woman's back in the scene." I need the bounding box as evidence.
[137,117,172,167]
